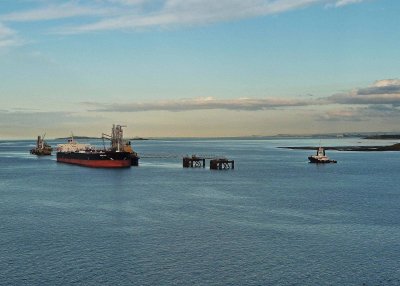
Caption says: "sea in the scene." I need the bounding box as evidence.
[1,137,400,286]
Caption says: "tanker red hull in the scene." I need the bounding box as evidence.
[57,151,131,168]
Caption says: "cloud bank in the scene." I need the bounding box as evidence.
[316,79,400,121]
[83,78,400,124]
[3,78,400,137]
[327,79,400,106]
[85,97,313,112]
[83,78,400,114]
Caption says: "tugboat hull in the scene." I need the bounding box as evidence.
[308,156,337,163]
[30,148,52,156]
[30,135,52,156]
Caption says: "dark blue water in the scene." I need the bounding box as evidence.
[1,138,400,285]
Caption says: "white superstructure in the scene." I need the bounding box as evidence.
[57,138,91,152]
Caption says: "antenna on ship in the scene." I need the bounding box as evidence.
[40,133,46,149]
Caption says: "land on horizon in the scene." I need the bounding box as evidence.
[281,143,400,152]
[16,131,400,141]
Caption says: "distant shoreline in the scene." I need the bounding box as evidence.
[5,132,400,141]
[54,136,150,140]
[280,143,400,152]
[362,135,400,140]
[54,136,100,140]
[52,133,400,141]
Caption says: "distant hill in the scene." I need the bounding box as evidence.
[55,136,101,140]
[281,143,400,151]
[363,135,400,140]
[55,136,150,140]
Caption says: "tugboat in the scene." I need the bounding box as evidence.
[308,147,337,164]
[30,135,52,156]
[56,125,137,168]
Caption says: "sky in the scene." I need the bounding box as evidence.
[0,0,399,139]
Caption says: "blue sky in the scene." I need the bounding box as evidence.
[0,0,399,138]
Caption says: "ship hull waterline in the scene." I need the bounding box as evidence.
[308,156,337,164]
[57,152,132,168]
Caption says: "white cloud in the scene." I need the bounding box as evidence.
[59,0,322,33]
[0,22,22,48]
[334,0,364,7]
[372,79,400,88]
[0,2,114,22]
[0,23,13,37]
[105,0,148,5]
[0,0,367,34]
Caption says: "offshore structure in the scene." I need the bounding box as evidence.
[183,155,206,168]
[183,154,235,170]
[210,158,235,170]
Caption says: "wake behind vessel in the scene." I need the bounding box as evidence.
[56,125,138,168]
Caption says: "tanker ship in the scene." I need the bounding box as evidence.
[56,125,138,168]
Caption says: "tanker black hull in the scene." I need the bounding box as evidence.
[57,151,131,168]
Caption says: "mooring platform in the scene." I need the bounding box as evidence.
[183,155,206,168]
[210,158,235,170]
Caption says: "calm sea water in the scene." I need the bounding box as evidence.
[1,138,400,285]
